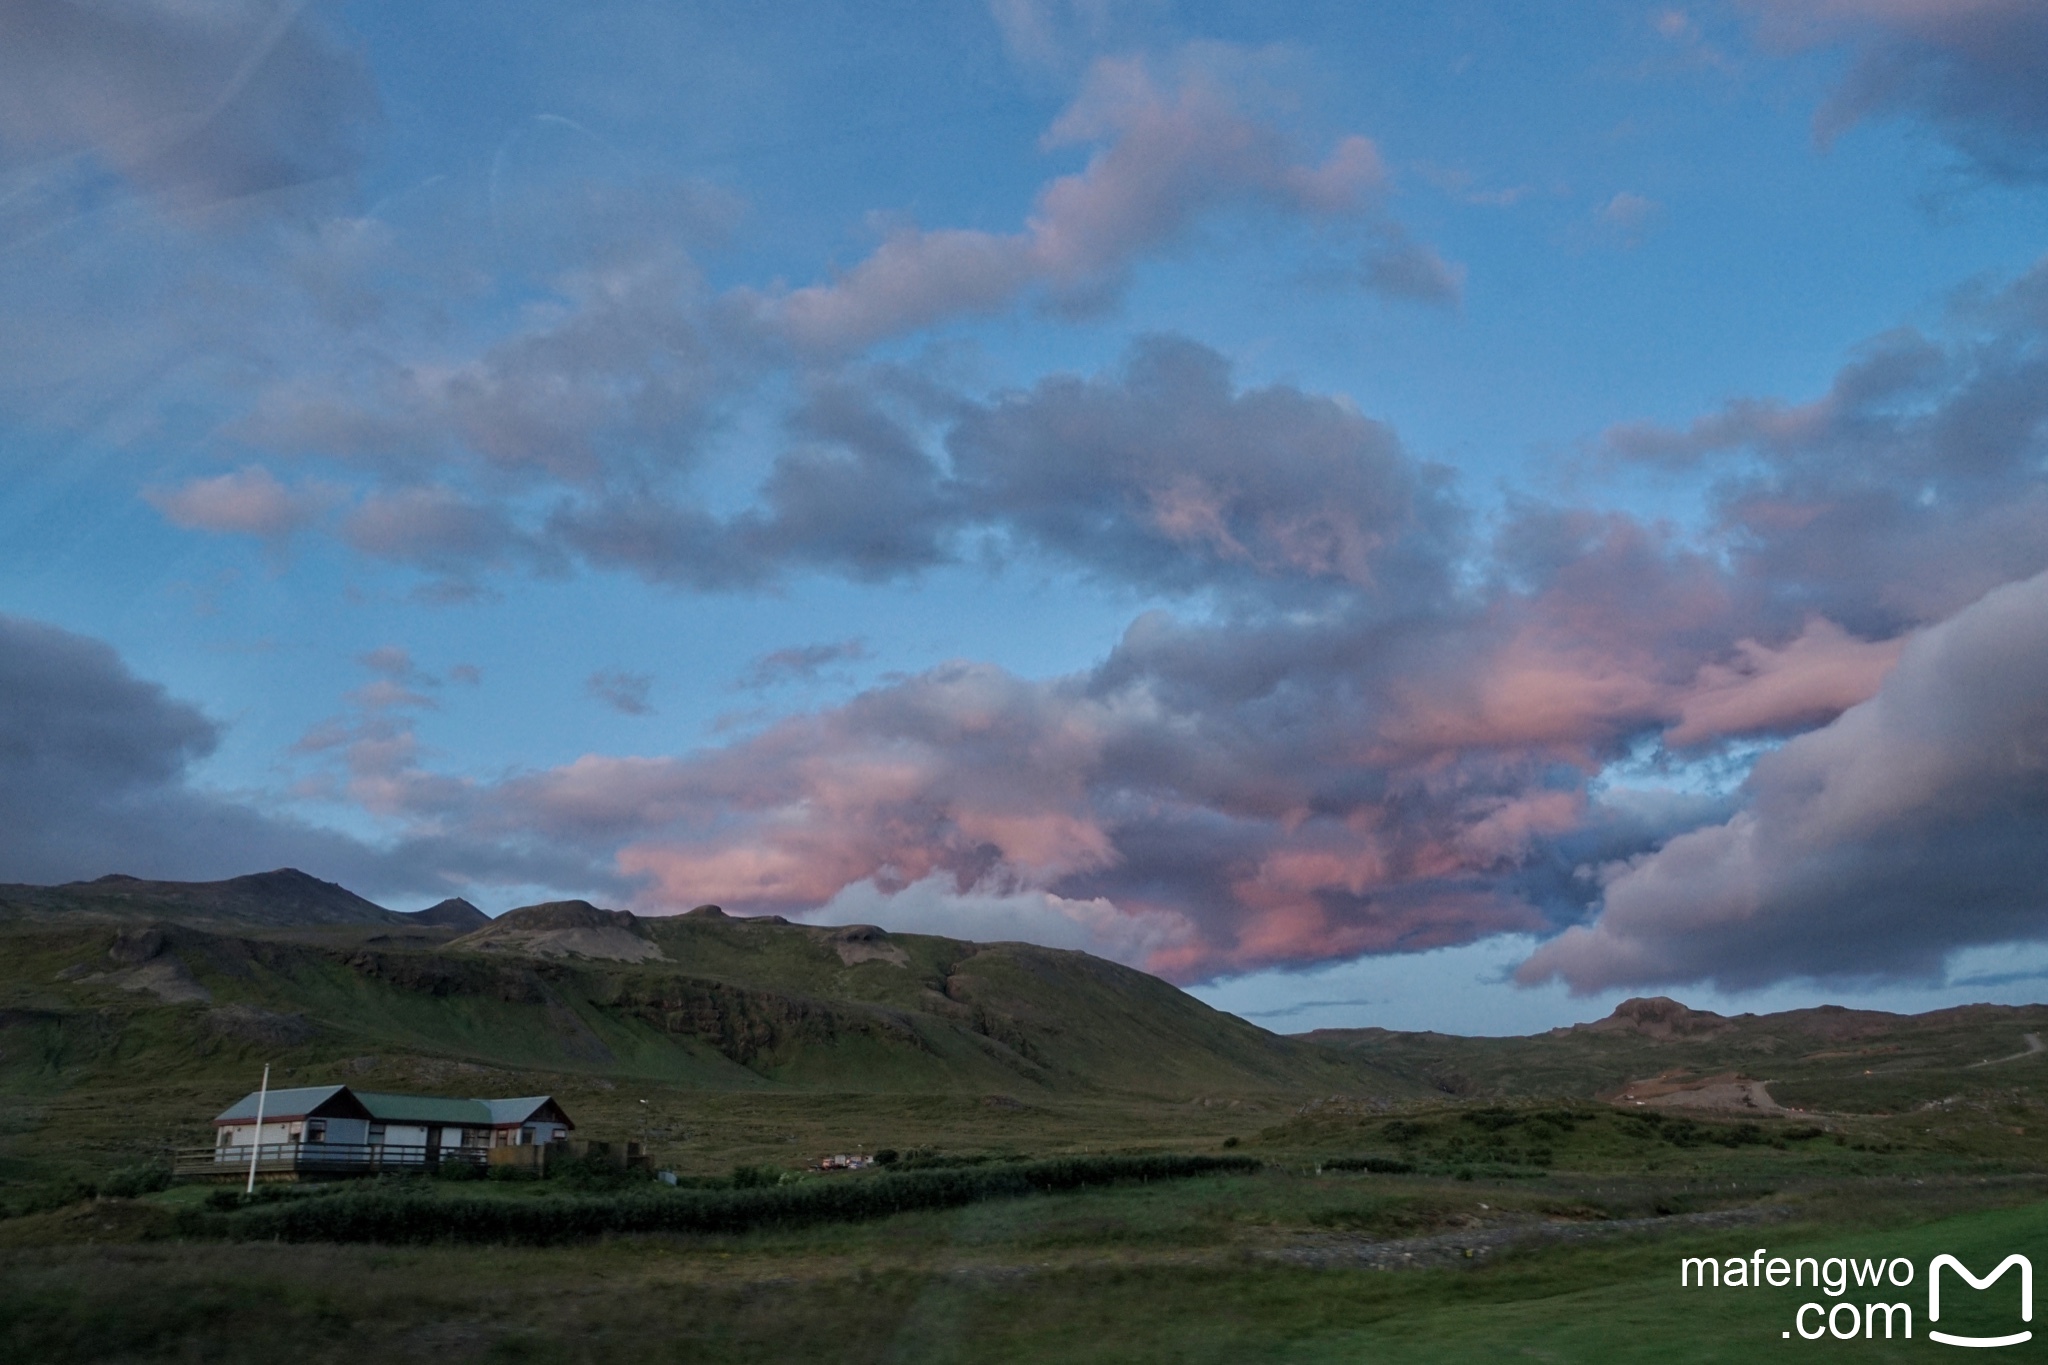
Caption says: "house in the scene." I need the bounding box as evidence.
[191,1083,574,1179]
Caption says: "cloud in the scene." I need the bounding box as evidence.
[344,335,1468,599]
[1520,567,2048,991]
[144,466,332,539]
[1361,225,1466,307]
[755,53,1401,351]
[987,0,1163,71]
[339,485,545,584]
[587,670,655,716]
[217,328,1995,984]
[799,873,1194,968]
[239,248,724,484]
[1664,616,1905,745]
[1596,190,1661,245]
[946,336,1464,597]
[1603,256,2048,637]
[419,518,1811,980]
[1747,0,2048,177]
[736,639,872,690]
[0,613,397,889]
[0,0,377,212]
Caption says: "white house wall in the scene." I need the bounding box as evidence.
[216,1121,299,1146]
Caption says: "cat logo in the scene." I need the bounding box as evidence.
[1929,1254,2032,1348]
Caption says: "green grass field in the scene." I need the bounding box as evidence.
[4,1165,2044,1362]
[5,899,2048,1361]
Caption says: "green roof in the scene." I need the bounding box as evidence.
[354,1091,493,1125]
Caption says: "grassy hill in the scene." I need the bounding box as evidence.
[5,873,2048,1364]
[1302,993,2048,1115]
[4,870,2046,1203]
[0,873,1404,1193]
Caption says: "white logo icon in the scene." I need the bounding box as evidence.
[1929,1254,2032,1349]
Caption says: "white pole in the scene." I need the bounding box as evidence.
[244,1063,270,1195]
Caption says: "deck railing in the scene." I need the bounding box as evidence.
[172,1142,490,1179]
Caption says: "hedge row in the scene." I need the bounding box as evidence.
[181,1153,1261,1246]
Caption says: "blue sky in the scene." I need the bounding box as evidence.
[5,0,2048,1033]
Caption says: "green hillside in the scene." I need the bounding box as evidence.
[0,875,1407,1193]
[5,872,2047,1205]
[1302,993,2048,1115]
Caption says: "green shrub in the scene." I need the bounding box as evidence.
[97,1163,173,1199]
[1320,1156,1413,1174]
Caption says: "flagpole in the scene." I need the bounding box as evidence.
[245,1063,269,1195]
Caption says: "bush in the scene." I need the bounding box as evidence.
[97,1164,173,1199]
[184,1153,1263,1247]
[730,1164,783,1189]
[551,1151,650,1190]
[873,1149,899,1166]
[1320,1155,1414,1174]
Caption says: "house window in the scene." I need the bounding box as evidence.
[306,1120,326,1143]
[369,1124,386,1146]
[521,1125,536,1145]
[217,1129,231,1147]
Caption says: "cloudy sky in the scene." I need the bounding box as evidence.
[4,0,2048,1033]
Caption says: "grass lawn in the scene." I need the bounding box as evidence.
[3,1164,2043,1362]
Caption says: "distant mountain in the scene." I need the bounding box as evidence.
[404,897,491,931]
[1301,995,2048,1113]
[0,869,408,928]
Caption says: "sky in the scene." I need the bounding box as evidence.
[4,0,2048,1034]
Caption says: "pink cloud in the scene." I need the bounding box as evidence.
[146,466,330,538]
[1665,616,1905,745]
[1520,566,2048,993]
[766,55,1396,350]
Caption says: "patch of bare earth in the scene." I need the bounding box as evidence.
[1607,1070,1785,1115]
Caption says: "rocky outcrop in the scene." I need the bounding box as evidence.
[448,900,666,963]
[1580,997,1737,1040]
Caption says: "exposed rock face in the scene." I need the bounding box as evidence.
[611,976,925,1067]
[448,900,666,963]
[1581,997,1737,1040]
[830,924,910,967]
